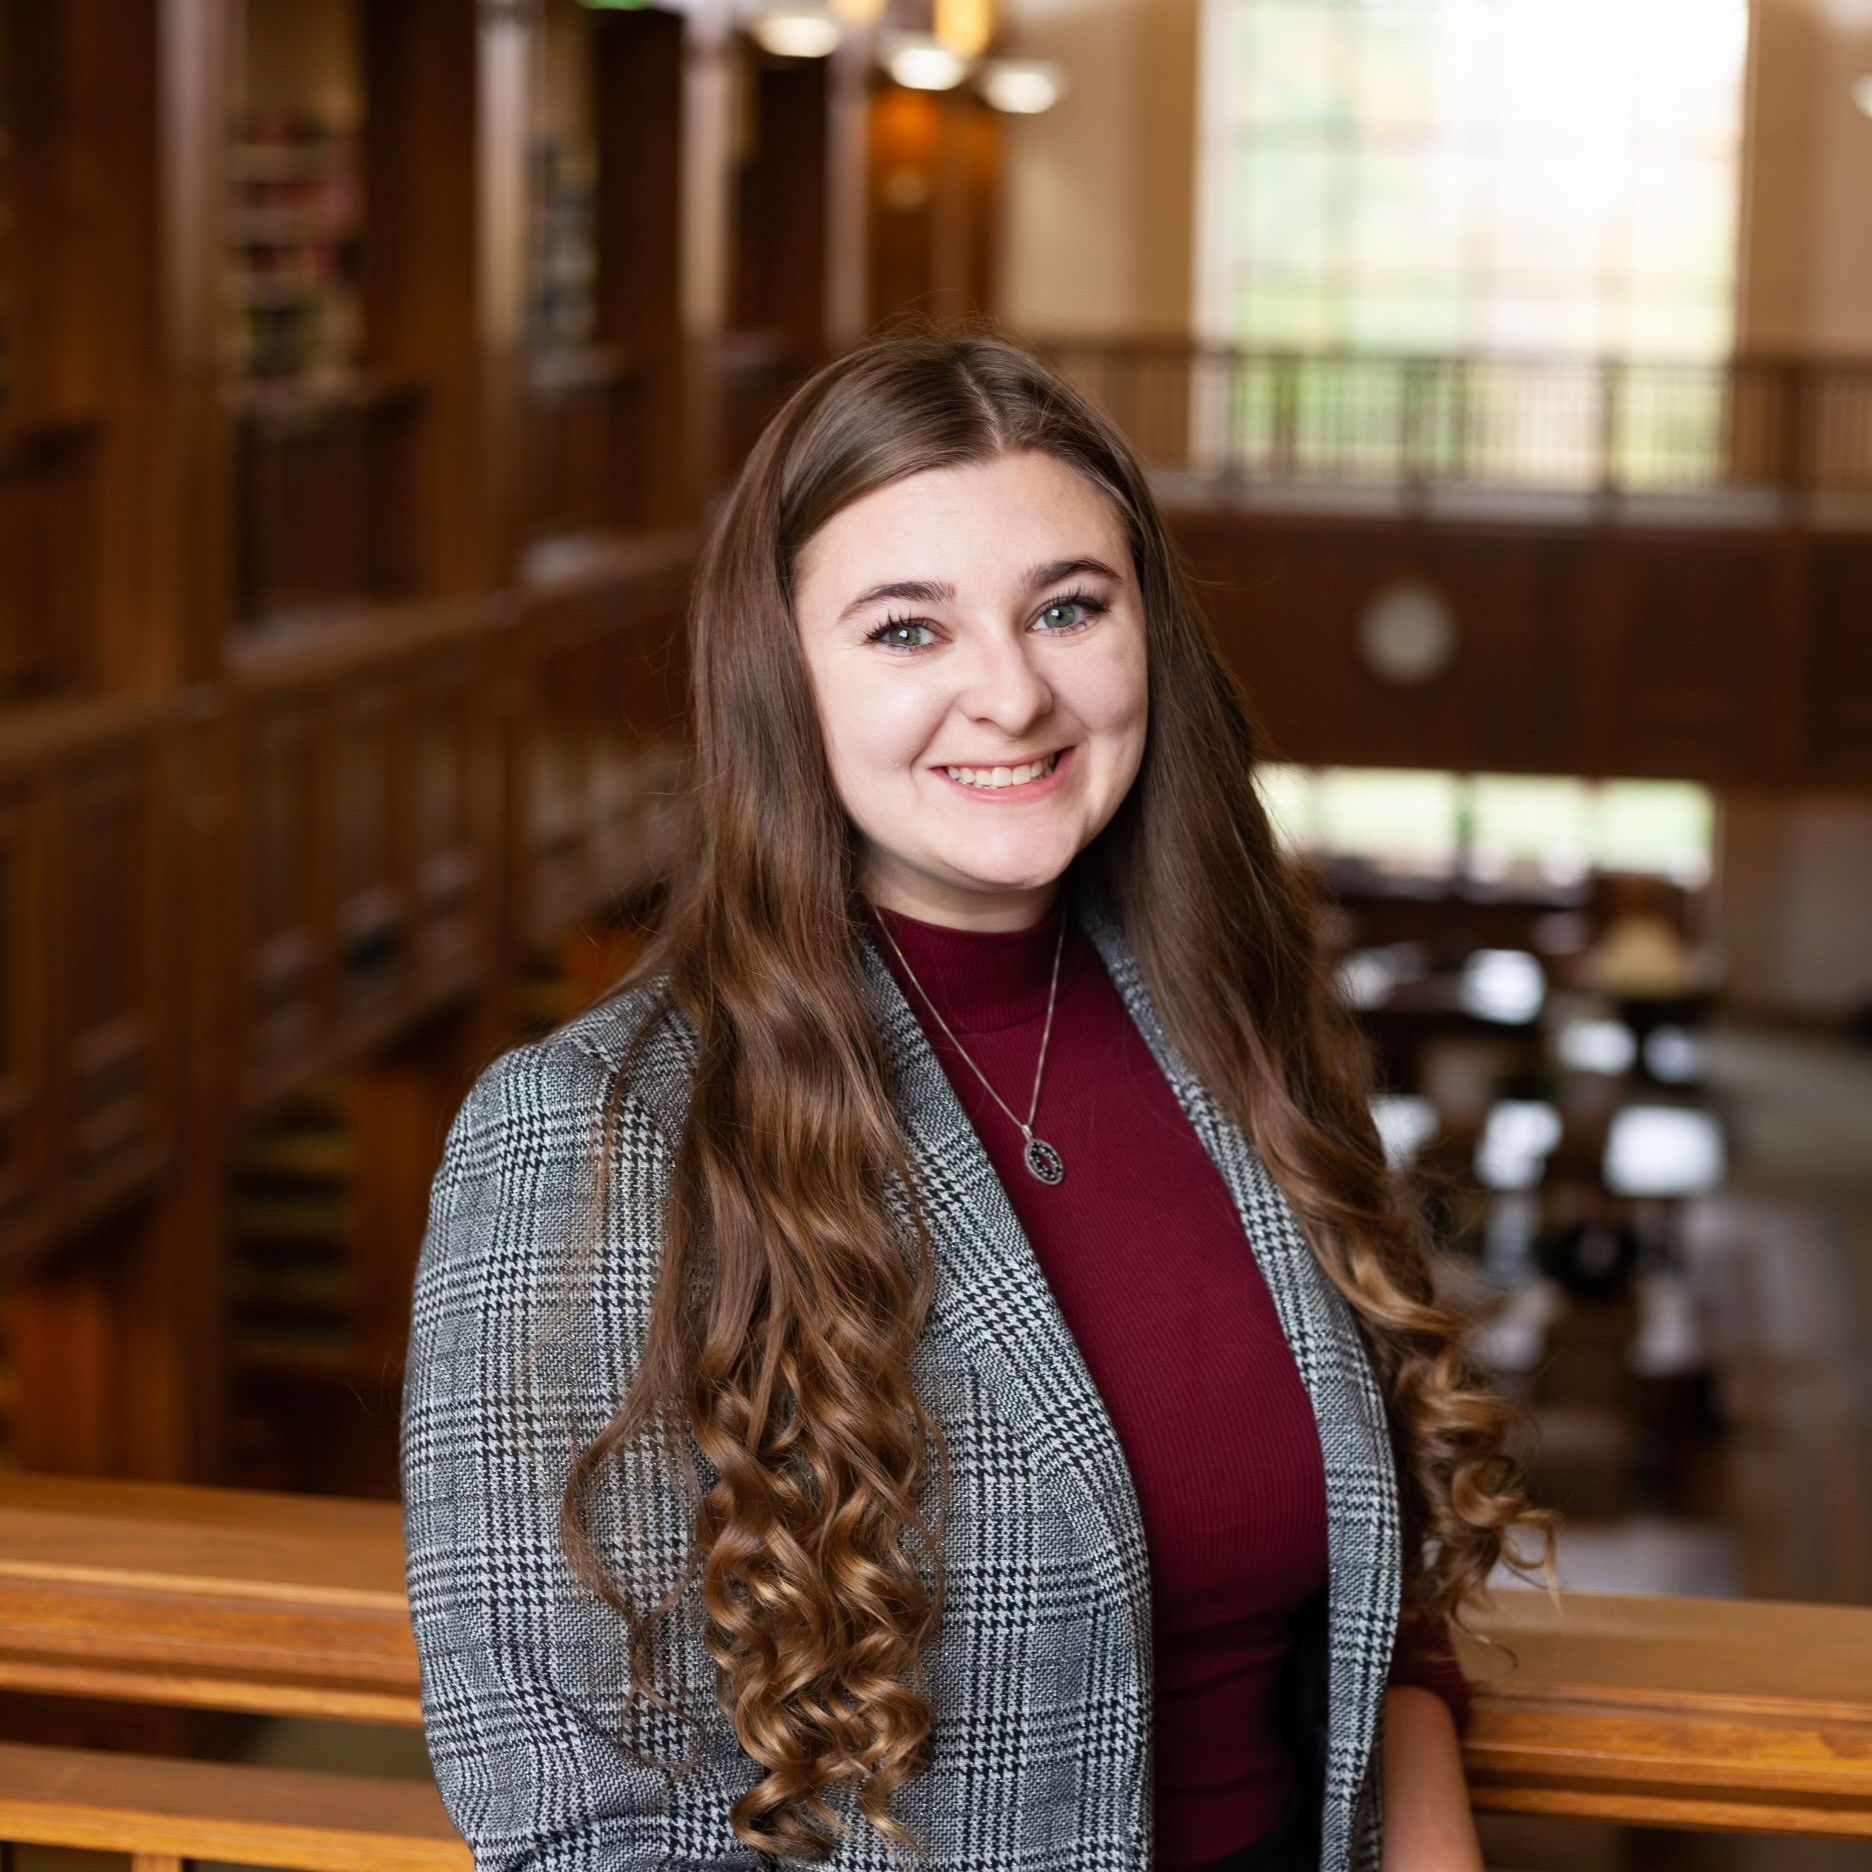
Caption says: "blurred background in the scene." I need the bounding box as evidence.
[0,1,1868,1867]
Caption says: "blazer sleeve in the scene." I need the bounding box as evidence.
[400,1037,767,1872]
[1385,1605,1473,1739]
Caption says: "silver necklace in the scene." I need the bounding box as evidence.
[874,903,1069,1186]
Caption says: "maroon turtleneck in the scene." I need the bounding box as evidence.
[862,888,1471,1868]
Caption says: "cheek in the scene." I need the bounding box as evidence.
[819,661,946,773]
[1072,636,1150,737]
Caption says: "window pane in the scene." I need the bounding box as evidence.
[1257,762,1318,850]
[1204,0,1747,405]
[1237,282,1336,346]
[1241,145,1342,275]
[1351,148,1470,278]
[1315,768,1460,874]
[1593,781,1714,882]
[1240,0,1350,129]
[1470,775,1593,883]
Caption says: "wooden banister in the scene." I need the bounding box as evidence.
[0,1742,468,1871]
[0,1473,418,1723]
[2,1473,1870,1840]
[1456,1591,1872,1837]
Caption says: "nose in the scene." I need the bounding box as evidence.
[953,621,1055,739]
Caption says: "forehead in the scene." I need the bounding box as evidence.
[794,450,1129,600]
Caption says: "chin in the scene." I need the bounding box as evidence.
[949,854,1078,893]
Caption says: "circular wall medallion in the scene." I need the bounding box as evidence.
[1355,579,1459,687]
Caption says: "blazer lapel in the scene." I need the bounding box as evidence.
[853,915,1158,1842]
[1068,869,1402,1872]
[854,869,1400,1872]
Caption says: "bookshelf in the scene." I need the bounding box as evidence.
[529,1,598,360]
[224,113,364,389]
[0,0,837,1487]
[225,0,408,625]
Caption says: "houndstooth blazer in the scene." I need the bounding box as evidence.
[401,866,1402,1872]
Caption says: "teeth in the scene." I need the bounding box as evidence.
[944,751,1060,790]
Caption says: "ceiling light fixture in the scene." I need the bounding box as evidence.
[979,56,1066,114]
[884,31,967,90]
[933,0,993,61]
[750,5,843,57]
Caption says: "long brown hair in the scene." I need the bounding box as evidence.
[557,322,1554,1862]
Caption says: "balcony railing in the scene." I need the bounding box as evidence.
[1024,336,1872,516]
[0,1473,1868,1867]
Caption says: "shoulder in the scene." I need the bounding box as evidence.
[416,976,699,1351]
[447,972,698,1176]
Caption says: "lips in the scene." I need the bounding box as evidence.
[930,745,1069,773]
[931,742,1077,798]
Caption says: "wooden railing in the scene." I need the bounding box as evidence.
[0,538,696,1486]
[0,1745,466,1872]
[0,1473,1868,1867]
[1023,335,1872,514]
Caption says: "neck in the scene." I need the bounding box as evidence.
[861,887,1077,1034]
[859,875,1063,934]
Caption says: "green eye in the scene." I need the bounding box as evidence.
[1037,591,1108,631]
[866,618,936,651]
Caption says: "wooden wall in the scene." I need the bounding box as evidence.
[0,0,1019,1492]
[1173,508,1872,792]
[0,0,906,1491]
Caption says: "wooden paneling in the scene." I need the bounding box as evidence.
[408,663,487,987]
[1458,1590,1872,1837]
[230,603,500,1114]
[0,430,99,705]
[1810,537,1872,782]
[1173,506,1872,791]
[511,536,692,954]
[0,0,733,1485]
[0,699,179,1270]
[1596,535,1786,781]
[235,388,421,624]
[60,756,166,1178]
[518,353,640,548]
[866,86,1001,332]
[0,786,45,1226]
[243,703,323,1079]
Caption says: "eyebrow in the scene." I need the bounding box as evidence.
[834,556,1123,628]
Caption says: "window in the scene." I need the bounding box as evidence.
[1261,765,1714,887]
[1195,0,1751,485]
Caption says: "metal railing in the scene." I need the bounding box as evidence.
[1023,336,1872,511]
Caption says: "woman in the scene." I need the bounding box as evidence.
[401,328,1554,1872]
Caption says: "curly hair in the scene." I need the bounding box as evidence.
[552,321,1555,1862]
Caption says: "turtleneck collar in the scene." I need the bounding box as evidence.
[861,889,1088,1035]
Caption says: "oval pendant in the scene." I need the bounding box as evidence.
[1023,1136,1065,1185]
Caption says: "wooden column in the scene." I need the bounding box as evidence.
[592,5,700,528]
[866,82,1002,331]
[1,0,236,693]
[362,0,529,597]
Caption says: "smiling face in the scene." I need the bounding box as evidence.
[792,448,1149,931]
